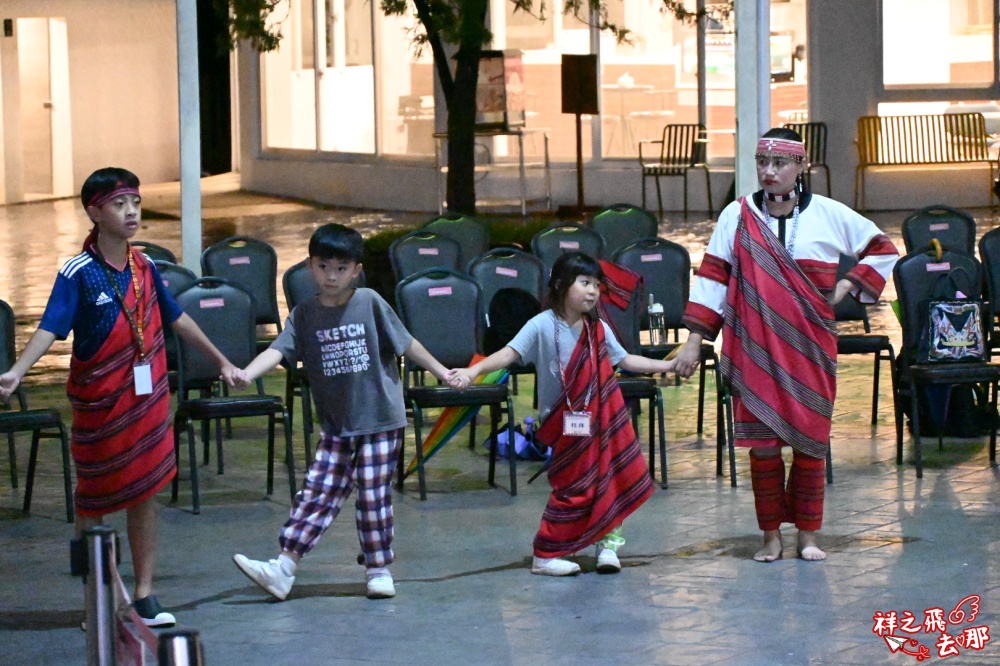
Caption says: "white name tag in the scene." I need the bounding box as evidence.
[134,364,153,396]
[563,411,593,437]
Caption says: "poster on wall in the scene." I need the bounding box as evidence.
[476,50,526,131]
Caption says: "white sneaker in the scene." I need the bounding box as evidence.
[233,554,294,601]
[366,571,396,599]
[531,556,581,576]
[596,547,622,574]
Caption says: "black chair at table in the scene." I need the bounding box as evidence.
[588,204,659,259]
[595,266,668,488]
[394,269,517,500]
[901,206,976,257]
[279,260,366,464]
[422,214,490,271]
[133,240,177,264]
[638,123,713,218]
[201,236,282,354]
[467,248,545,406]
[389,230,462,283]
[893,250,1000,478]
[0,299,74,522]
[782,122,831,197]
[531,223,604,278]
[612,238,735,484]
[170,278,295,514]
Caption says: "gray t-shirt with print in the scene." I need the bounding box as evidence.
[270,288,413,437]
[507,310,627,420]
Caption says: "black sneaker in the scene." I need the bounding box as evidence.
[131,596,176,628]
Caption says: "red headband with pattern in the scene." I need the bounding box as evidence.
[755,137,806,160]
[87,185,141,209]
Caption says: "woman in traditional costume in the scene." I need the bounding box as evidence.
[673,128,899,562]
[0,168,244,625]
[449,252,676,575]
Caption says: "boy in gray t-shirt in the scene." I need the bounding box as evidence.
[231,224,451,601]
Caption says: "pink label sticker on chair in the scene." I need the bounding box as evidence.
[926,262,951,272]
[496,267,519,277]
[640,253,663,262]
[200,298,225,308]
[229,256,251,265]
[418,247,440,255]
[162,279,169,286]
[428,287,452,297]
[928,223,950,231]
[559,241,580,249]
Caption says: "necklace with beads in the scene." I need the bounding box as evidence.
[762,195,800,256]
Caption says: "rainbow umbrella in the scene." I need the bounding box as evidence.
[404,355,509,477]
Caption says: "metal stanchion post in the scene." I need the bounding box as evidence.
[158,630,204,666]
[85,525,118,666]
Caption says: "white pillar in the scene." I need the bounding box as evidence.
[176,0,202,275]
[734,0,770,196]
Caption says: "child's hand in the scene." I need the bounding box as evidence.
[221,364,249,390]
[446,368,473,389]
[0,372,20,403]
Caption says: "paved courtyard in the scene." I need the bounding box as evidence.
[2,181,999,665]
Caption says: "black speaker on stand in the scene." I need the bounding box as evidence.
[561,54,599,215]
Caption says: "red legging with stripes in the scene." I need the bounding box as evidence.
[748,448,825,531]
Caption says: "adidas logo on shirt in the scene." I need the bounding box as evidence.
[95,292,113,306]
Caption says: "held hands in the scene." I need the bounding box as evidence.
[673,341,702,379]
[0,371,20,403]
[445,368,474,389]
[220,364,249,390]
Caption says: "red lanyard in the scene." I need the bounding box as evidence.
[95,245,146,360]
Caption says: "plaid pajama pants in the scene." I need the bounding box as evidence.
[279,428,403,568]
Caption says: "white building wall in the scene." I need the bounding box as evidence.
[2,1,179,199]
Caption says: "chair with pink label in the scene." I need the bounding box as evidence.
[902,206,976,257]
[389,230,462,284]
[201,236,282,354]
[530,222,604,279]
[170,277,294,514]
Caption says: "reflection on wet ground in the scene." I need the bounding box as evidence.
[2,177,997,383]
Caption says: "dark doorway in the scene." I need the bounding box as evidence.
[198,2,232,175]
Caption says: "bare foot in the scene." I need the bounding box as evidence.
[753,530,783,562]
[797,531,827,561]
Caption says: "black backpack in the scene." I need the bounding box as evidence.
[483,288,541,355]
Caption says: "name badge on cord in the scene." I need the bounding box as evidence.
[563,411,593,437]
[133,363,153,396]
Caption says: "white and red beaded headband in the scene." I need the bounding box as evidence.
[87,185,141,209]
[755,137,806,161]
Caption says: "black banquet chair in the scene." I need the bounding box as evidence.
[588,204,659,259]
[531,223,604,278]
[1,298,73,522]
[422,214,490,270]
[170,278,295,514]
[901,205,976,257]
[389,230,462,283]
[394,269,517,500]
[201,236,283,353]
[893,249,1000,478]
[132,240,177,264]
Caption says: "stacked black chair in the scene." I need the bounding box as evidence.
[201,236,282,354]
[394,269,517,500]
[902,206,976,257]
[170,278,295,514]
[893,249,1000,478]
[0,299,73,522]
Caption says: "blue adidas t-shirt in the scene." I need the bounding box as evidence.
[39,250,184,362]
